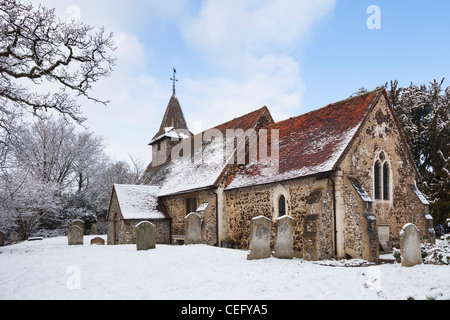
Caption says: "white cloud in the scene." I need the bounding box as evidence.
[28,0,336,165]
[177,0,336,130]
[182,54,304,132]
[181,0,336,57]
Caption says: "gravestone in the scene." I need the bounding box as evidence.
[136,221,156,251]
[71,220,85,234]
[68,225,83,245]
[274,215,294,259]
[0,231,4,247]
[247,216,272,260]
[400,223,422,267]
[185,213,202,245]
[90,237,105,245]
[10,231,19,244]
[90,223,97,235]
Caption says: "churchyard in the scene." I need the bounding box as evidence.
[1,219,449,300]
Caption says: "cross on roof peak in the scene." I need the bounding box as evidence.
[170,68,178,96]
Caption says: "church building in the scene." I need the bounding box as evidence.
[106,76,435,262]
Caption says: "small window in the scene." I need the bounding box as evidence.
[157,142,161,151]
[278,195,286,217]
[186,197,197,214]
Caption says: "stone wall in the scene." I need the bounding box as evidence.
[342,176,379,262]
[224,177,334,260]
[338,94,432,249]
[160,190,217,245]
[106,191,171,245]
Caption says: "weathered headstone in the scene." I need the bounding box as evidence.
[247,216,272,260]
[136,221,155,251]
[90,223,97,235]
[0,231,4,247]
[400,223,422,267]
[10,231,19,244]
[185,212,202,245]
[71,219,85,234]
[274,215,294,259]
[90,237,105,245]
[68,225,83,245]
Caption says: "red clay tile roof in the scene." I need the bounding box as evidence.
[226,89,385,189]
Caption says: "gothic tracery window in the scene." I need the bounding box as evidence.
[374,151,390,201]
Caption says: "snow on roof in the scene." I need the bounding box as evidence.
[157,136,229,196]
[349,178,373,203]
[113,184,165,220]
[226,89,384,190]
[409,184,430,205]
[153,107,271,196]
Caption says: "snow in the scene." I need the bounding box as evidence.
[409,184,430,205]
[1,236,449,300]
[157,138,227,196]
[349,178,373,203]
[113,184,164,220]
[196,202,210,212]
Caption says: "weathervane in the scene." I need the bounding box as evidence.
[170,68,178,96]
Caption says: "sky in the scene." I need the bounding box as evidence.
[35,0,450,166]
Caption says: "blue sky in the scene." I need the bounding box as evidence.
[38,0,450,164]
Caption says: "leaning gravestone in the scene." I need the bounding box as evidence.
[136,221,156,251]
[185,213,202,245]
[274,215,294,259]
[68,225,83,245]
[400,223,422,267]
[247,216,272,260]
[0,231,4,247]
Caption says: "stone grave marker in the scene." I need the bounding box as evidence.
[247,216,272,260]
[400,223,422,267]
[90,237,105,245]
[136,221,156,251]
[10,231,19,244]
[274,215,294,259]
[185,212,202,245]
[68,225,83,245]
[90,223,97,235]
[71,219,85,234]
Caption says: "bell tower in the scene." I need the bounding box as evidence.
[149,68,192,167]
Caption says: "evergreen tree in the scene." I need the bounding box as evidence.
[388,79,450,224]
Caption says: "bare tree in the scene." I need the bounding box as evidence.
[0,0,116,123]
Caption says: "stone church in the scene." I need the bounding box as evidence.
[106,85,435,262]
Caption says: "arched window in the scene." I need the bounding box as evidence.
[374,151,390,201]
[278,195,286,217]
[273,184,288,219]
[374,160,381,200]
[383,162,390,200]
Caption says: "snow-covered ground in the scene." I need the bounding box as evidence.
[1,235,449,300]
